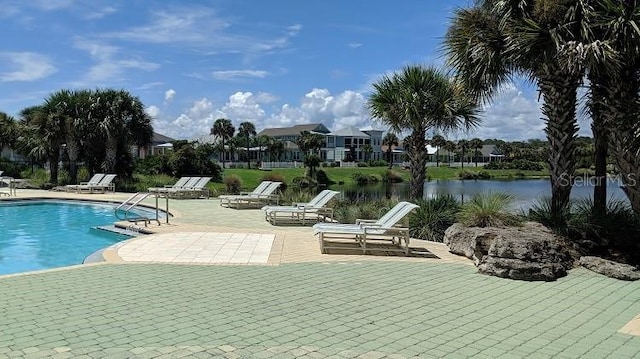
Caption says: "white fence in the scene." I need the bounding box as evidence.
[260,161,304,169]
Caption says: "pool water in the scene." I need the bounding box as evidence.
[0,201,132,275]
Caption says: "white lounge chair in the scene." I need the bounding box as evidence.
[65,173,105,192]
[148,176,192,194]
[221,181,282,208]
[313,201,420,255]
[261,190,341,225]
[218,181,272,204]
[164,177,212,199]
[75,174,117,194]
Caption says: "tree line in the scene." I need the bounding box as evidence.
[0,89,153,184]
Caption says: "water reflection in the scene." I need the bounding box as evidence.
[330,178,628,210]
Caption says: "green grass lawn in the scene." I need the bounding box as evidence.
[210,165,550,193]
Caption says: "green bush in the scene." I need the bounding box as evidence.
[0,159,28,178]
[261,172,287,192]
[410,196,461,242]
[315,169,334,186]
[351,172,379,185]
[369,160,388,167]
[484,160,544,171]
[381,169,403,183]
[458,170,491,180]
[459,192,523,227]
[223,175,242,194]
[333,198,397,225]
[292,176,317,188]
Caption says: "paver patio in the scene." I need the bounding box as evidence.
[1,262,639,358]
[1,190,640,358]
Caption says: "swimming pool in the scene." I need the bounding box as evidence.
[0,200,144,275]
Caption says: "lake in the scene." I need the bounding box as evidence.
[330,178,629,210]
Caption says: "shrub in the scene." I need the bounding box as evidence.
[459,191,523,227]
[484,160,544,171]
[278,188,316,205]
[527,197,572,235]
[223,175,242,194]
[356,162,369,167]
[458,170,491,180]
[261,172,287,192]
[135,154,171,175]
[292,176,317,188]
[333,198,397,224]
[0,159,28,178]
[315,169,334,186]
[369,160,388,167]
[410,196,461,242]
[381,170,403,183]
[351,172,379,185]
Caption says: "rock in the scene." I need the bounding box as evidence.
[444,222,579,281]
[579,256,640,281]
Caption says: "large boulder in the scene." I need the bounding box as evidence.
[444,222,578,281]
[579,256,640,281]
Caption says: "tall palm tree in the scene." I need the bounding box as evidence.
[0,112,17,152]
[19,105,64,184]
[458,139,470,169]
[369,65,480,198]
[469,138,484,167]
[237,121,256,169]
[443,140,457,167]
[210,118,235,169]
[431,134,446,167]
[255,134,271,165]
[576,1,640,215]
[382,132,399,168]
[444,0,583,215]
[295,131,325,178]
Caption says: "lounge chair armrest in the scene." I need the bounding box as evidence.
[356,219,377,225]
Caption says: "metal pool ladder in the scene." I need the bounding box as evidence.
[115,192,166,226]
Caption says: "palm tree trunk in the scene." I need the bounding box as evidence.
[604,68,640,214]
[102,135,118,173]
[408,132,427,199]
[589,73,609,216]
[66,138,79,184]
[538,66,580,215]
[387,149,392,168]
[48,151,59,184]
[221,139,226,169]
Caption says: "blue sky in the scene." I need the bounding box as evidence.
[0,0,591,141]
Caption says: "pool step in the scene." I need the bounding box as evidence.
[94,225,147,236]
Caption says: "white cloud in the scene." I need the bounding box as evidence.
[212,70,269,80]
[164,89,176,103]
[84,6,117,20]
[104,6,298,57]
[0,52,57,82]
[145,105,160,118]
[72,38,160,85]
[348,43,362,48]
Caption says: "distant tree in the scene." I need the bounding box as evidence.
[458,139,470,169]
[382,132,399,168]
[431,134,446,167]
[469,138,483,167]
[210,118,235,169]
[443,140,457,166]
[237,121,256,169]
[361,143,373,163]
[0,112,17,151]
[295,131,325,178]
[255,135,271,164]
[368,65,480,198]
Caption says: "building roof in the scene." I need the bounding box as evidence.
[329,126,370,137]
[152,132,175,144]
[258,124,330,137]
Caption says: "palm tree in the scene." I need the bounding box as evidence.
[295,131,325,178]
[369,65,480,198]
[431,134,446,167]
[237,121,256,169]
[382,132,399,168]
[443,140,457,167]
[576,1,640,215]
[255,134,271,165]
[0,112,17,152]
[469,138,483,167]
[19,105,64,184]
[210,118,235,169]
[267,138,285,161]
[361,143,373,163]
[444,1,583,215]
[88,89,152,176]
[458,139,469,169]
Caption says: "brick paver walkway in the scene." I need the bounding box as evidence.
[1,262,639,358]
